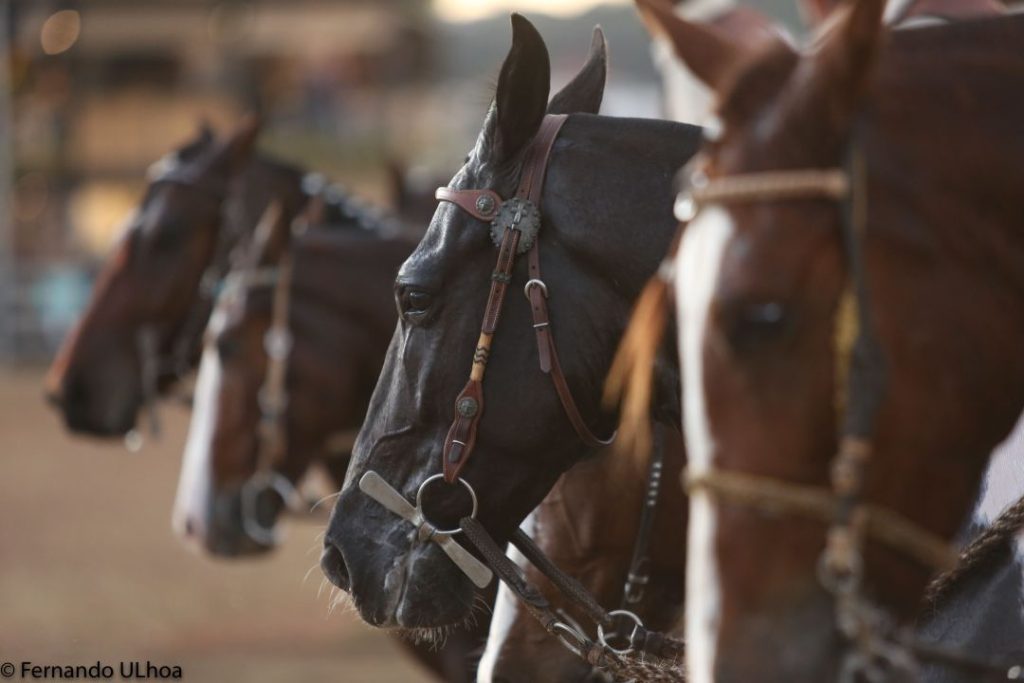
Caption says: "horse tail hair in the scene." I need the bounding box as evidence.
[604,253,676,465]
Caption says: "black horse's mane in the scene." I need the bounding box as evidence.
[253,152,402,236]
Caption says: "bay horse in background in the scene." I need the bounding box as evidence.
[44,119,415,439]
[172,205,489,683]
[319,16,703,657]
[45,119,292,436]
[171,206,413,556]
[477,427,686,683]
[627,0,1024,679]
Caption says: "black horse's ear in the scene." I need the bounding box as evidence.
[492,14,551,161]
[210,114,262,176]
[548,26,607,115]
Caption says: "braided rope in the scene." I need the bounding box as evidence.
[585,646,686,682]
[925,493,1024,605]
[688,168,849,206]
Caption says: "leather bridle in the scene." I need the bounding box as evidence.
[435,113,614,484]
[674,143,1024,679]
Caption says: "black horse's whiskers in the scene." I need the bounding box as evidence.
[310,491,342,513]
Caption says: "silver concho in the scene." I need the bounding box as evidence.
[490,198,541,254]
[475,194,497,217]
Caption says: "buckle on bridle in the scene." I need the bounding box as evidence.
[523,278,548,300]
[597,609,644,656]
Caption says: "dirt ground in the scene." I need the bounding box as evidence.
[0,367,436,683]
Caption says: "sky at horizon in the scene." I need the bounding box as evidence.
[434,0,631,22]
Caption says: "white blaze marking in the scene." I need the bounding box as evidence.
[677,206,734,683]
[974,409,1024,591]
[171,325,224,544]
[476,511,537,683]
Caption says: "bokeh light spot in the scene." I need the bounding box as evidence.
[40,9,81,56]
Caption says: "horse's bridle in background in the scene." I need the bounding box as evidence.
[675,139,1024,680]
[129,168,325,451]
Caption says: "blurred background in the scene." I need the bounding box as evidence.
[0,0,800,680]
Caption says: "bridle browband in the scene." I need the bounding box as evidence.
[675,146,1024,679]
[435,113,614,483]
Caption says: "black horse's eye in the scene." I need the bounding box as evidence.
[396,285,434,323]
[719,300,791,353]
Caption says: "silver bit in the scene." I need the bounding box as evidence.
[359,471,493,588]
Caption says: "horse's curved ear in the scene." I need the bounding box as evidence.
[803,0,886,118]
[492,14,551,161]
[634,0,749,92]
[245,202,290,268]
[211,114,262,175]
[548,26,607,115]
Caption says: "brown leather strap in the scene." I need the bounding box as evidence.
[439,115,569,481]
[517,115,568,203]
[527,239,615,448]
[434,187,502,222]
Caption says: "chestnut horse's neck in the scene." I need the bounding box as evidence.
[866,15,1024,357]
[855,14,1024,565]
[869,16,1024,293]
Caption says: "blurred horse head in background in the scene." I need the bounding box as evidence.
[45,118,309,437]
[172,202,411,556]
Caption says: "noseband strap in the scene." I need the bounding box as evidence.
[435,114,613,482]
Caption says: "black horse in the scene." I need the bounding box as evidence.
[321,15,702,633]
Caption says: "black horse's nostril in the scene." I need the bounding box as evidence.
[320,541,350,591]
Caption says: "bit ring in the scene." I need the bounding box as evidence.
[415,474,478,537]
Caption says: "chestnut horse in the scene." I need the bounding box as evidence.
[320,16,702,646]
[632,0,1024,680]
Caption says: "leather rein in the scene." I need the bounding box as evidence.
[674,142,1024,680]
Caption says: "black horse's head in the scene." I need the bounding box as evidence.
[322,15,701,632]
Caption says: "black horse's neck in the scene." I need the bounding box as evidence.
[229,154,398,268]
[542,113,701,429]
